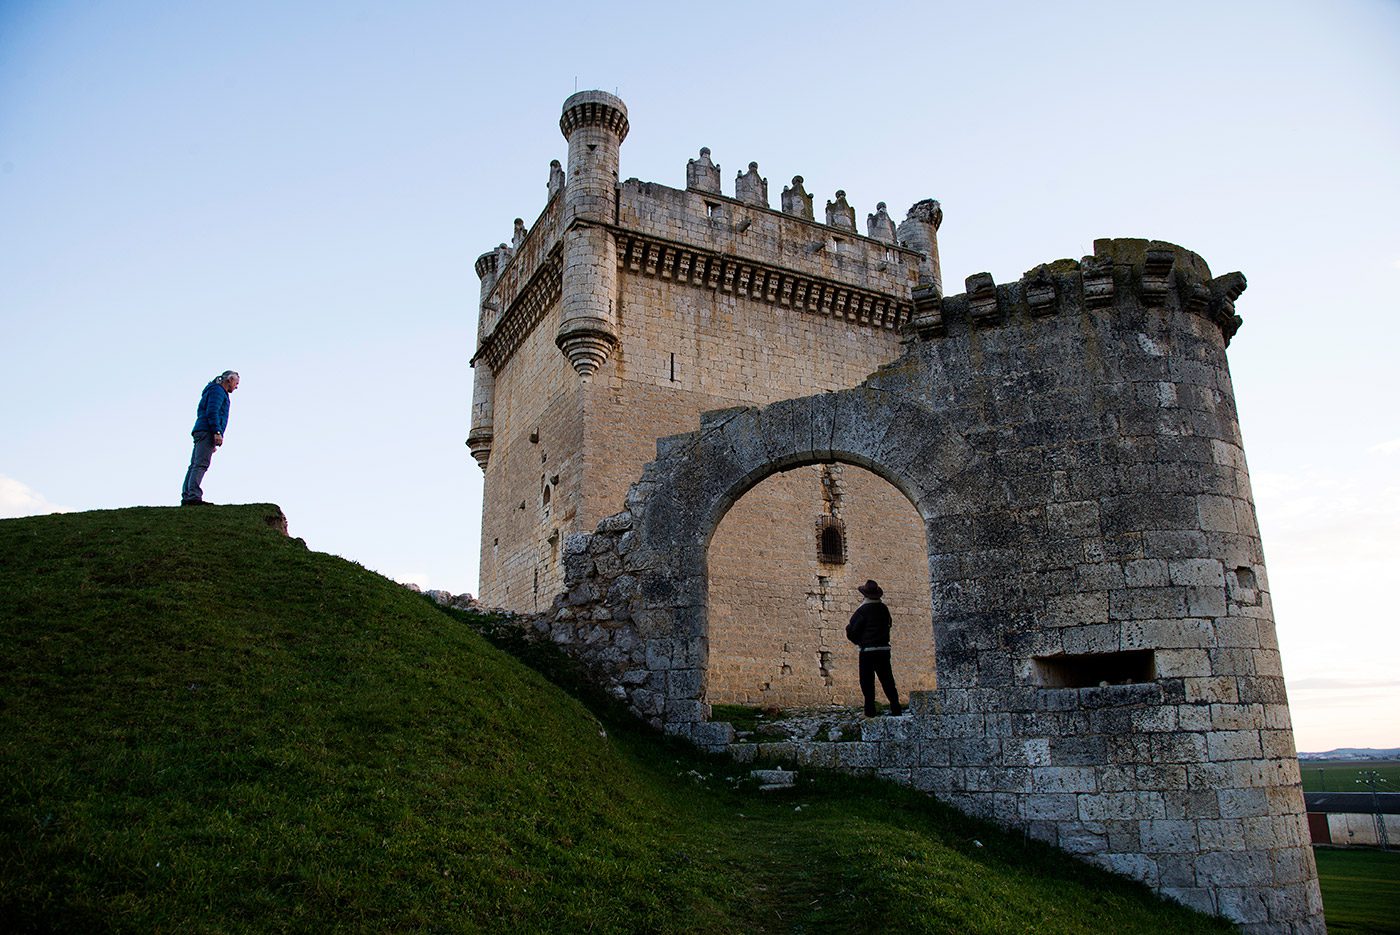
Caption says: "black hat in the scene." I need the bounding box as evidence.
[857,579,883,599]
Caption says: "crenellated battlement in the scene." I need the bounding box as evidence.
[473,91,944,380]
[472,190,565,369]
[912,238,1246,344]
[677,152,920,252]
[558,90,629,141]
[474,174,939,373]
[473,250,499,282]
[616,178,923,301]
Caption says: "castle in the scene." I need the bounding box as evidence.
[468,91,1324,931]
[469,90,939,708]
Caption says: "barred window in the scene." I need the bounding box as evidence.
[816,517,846,564]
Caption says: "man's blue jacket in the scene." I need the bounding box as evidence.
[192,380,231,436]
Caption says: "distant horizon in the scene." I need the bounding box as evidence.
[3,0,1397,753]
[1298,746,1400,758]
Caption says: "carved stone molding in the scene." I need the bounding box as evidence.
[614,229,913,331]
[474,245,564,373]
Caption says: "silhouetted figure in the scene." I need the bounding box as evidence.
[846,579,903,717]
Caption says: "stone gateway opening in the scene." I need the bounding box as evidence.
[707,463,936,708]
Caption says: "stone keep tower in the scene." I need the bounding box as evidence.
[470,91,942,708]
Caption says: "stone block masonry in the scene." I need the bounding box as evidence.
[471,90,930,638]
[467,91,1320,932]
[513,237,1323,933]
[708,463,936,707]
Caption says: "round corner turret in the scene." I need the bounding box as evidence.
[474,250,500,283]
[559,90,629,142]
[897,198,944,297]
[557,90,628,378]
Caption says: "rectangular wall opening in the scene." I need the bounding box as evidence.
[1031,650,1156,688]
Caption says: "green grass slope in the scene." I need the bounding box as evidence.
[1315,848,1400,933]
[1,505,1232,933]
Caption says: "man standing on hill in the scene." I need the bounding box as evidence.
[180,370,239,506]
[846,579,903,717]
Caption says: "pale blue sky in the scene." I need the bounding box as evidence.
[2,0,1397,751]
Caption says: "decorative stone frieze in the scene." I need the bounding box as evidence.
[614,230,912,329]
[558,90,630,142]
[472,245,563,373]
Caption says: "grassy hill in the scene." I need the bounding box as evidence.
[0,505,1232,933]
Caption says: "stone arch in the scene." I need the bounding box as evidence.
[622,386,992,731]
[706,454,938,708]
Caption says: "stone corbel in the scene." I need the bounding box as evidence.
[1141,248,1175,306]
[1024,265,1059,317]
[966,273,1001,325]
[1081,254,1115,309]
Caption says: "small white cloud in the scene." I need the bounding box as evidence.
[0,475,68,519]
[1369,438,1400,455]
[396,570,431,591]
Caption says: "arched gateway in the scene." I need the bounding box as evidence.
[707,460,937,708]
[621,389,968,715]
[531,239,1324,932]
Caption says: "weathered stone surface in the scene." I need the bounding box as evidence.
[686,147,721,194]
[467,87,1320,933]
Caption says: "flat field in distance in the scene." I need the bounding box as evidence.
[1300,760,1400,792]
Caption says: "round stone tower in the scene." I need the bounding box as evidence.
[467,249,500,469]
[896,198,944,297]
[556,90,629,378]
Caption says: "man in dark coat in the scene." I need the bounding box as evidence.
[181,370,239,506]
[845,579,903,717]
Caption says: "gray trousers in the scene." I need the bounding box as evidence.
[181,431,217,503]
